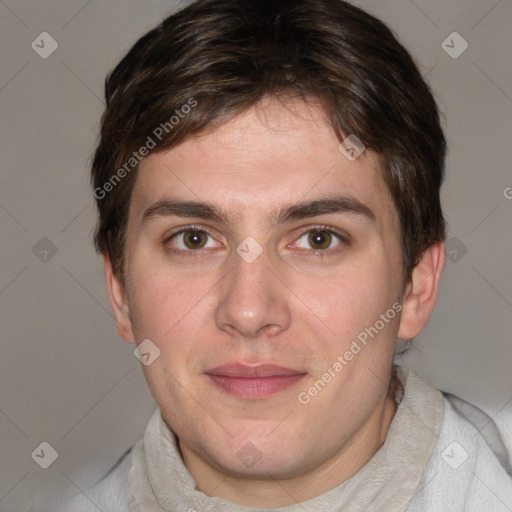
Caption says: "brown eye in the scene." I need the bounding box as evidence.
[166,228,219,254]
[308,230,333,250]
[292,227,346,254]
[182,230,208,249]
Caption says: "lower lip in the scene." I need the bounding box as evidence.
[207,374,306,399]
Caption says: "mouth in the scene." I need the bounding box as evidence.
[205,363,307,399]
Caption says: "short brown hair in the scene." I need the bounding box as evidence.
[91,0,446,287]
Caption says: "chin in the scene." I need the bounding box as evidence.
[206,432,315,479]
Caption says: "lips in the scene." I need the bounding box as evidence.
[205,363,307,399]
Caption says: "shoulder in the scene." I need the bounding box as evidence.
[443,392,512,473]
[408,390,512,511]
[54,448,132,512]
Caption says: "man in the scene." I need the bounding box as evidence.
[62,0,512,510]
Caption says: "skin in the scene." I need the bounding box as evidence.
[104,96,445,507]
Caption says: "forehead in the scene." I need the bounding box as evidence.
[129,97,396,226]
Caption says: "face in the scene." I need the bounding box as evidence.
[113,97,409,485]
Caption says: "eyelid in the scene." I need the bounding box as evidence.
[164,224,218,241]
[296,224,349,240]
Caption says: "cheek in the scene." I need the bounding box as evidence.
[302,266,395,346]
[127,264,209,344]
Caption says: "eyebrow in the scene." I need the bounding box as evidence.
[141,195,376,226]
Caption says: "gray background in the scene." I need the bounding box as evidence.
[1,0,511,510]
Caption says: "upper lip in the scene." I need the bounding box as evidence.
[206,363,305,378]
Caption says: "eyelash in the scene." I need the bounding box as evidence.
[163,224,348,258]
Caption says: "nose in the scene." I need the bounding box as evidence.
[214,245,292,339]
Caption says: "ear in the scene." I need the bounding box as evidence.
[103,254,136,344]
[398,241,445,340]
